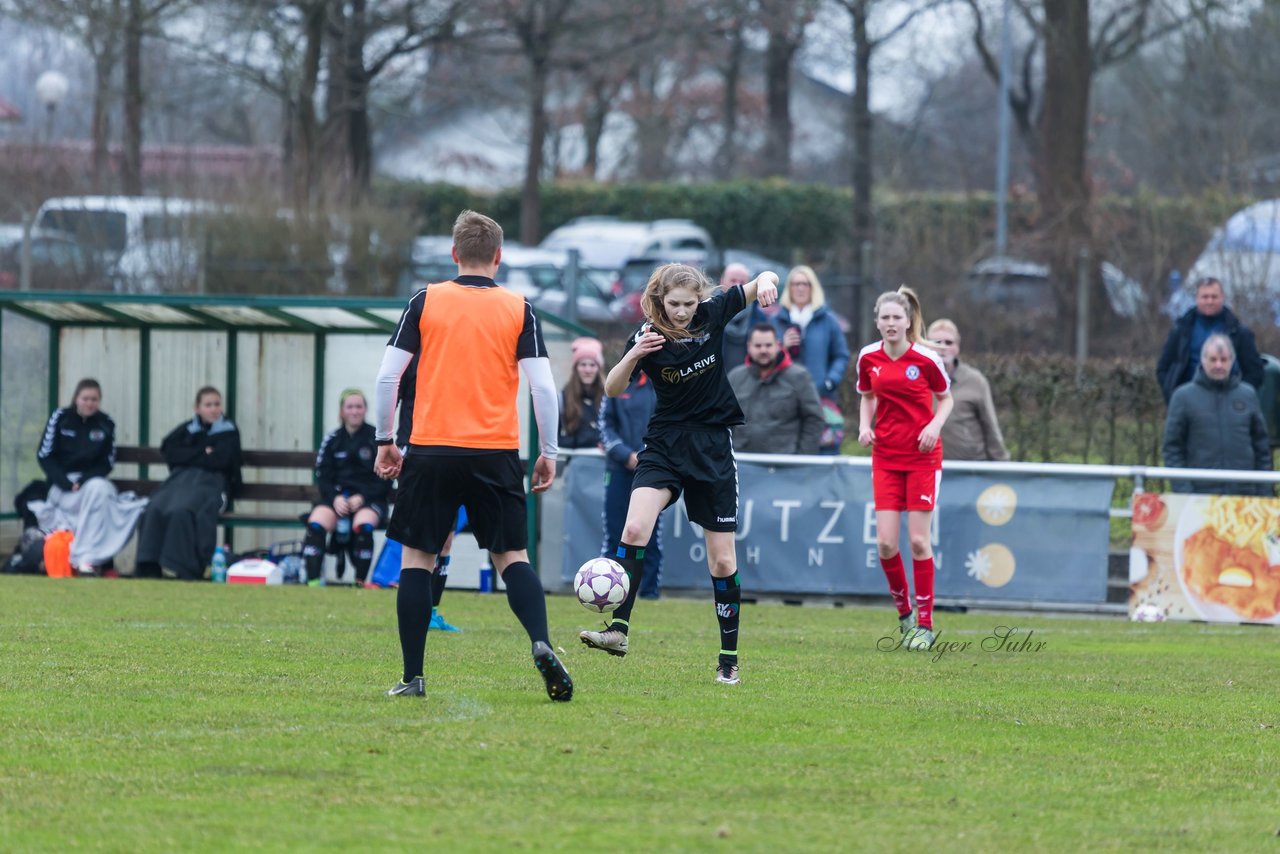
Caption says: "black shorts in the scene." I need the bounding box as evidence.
[632,427,739,532]
[312,497,389,526]
[386,451,527,554]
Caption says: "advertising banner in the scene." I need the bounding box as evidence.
[562,456,1114,604]
[1130,493,1280,624]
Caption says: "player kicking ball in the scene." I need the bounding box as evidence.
[579,263,778,685]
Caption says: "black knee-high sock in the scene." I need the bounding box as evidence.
[502,561,549,648]
[432,555,450,608]
[713,571,741,665]
[396,567,433,681]
[350,525,374,582]
[608,543,646,634]
[302,522,327,582]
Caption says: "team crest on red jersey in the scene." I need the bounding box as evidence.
[905,365,921,380]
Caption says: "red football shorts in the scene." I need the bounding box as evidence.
[873,468,941,512]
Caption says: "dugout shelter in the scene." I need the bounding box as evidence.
[0,289,592,566]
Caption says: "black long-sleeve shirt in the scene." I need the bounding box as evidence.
[314,422,390,503]
[37,407,116,490]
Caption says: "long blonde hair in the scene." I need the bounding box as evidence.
[781,265,826,311]
[640,263,714,340]
[873,286,926,345]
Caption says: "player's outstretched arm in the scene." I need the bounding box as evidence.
[742,271,779,307]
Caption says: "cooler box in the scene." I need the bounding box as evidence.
[227,558,283,585]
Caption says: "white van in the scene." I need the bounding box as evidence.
[34,196,217,293]
[539,217,717,272]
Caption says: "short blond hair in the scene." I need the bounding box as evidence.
[452,210,503,266]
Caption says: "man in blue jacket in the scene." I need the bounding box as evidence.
[1156,277,1264,403]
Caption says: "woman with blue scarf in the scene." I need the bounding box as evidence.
[135,386,243,580]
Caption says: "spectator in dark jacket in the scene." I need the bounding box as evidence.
[1156,277,1264,403]
[728,324,825,455]
[598,372,663,599]
[559,337,605,454]
[302,389,391,585]
[1163,334,1271,495]
[30,378,147,575]
[135,386,242,580]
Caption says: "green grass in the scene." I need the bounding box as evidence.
[1,578,1277,852]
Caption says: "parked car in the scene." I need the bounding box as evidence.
[539,217,718,272]
[1183,199,1280,316]
[967,256,1147,319]
[35,196,217,293]
[401,237,623,322]
[0,225,109,290]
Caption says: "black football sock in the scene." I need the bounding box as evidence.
[502,561,549,648]
[396,567,433,682]
[607,543,646,635]
[713,571,742,666]
[302,522,327,582]
[432,554,450,608]
[350,525,374,582]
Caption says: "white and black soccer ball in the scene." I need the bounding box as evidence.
[1131,603,1167,623]
[574,557,630,613]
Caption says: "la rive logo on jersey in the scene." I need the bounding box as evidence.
[660,353,718,384]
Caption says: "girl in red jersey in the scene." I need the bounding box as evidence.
[856,287,953,650]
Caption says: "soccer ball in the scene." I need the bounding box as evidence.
[574,558,630,613]
[1131,603,1167,623]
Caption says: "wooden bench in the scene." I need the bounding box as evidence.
[113,445,318,529]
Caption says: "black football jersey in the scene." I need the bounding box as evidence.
[624,285,748,430]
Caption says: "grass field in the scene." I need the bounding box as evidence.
[1,577,1276,852]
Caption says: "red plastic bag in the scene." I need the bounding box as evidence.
[43,530,74,578]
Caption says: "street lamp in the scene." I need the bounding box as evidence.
[35,70,69,142]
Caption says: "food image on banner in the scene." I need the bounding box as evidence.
[1130,493,1280,624]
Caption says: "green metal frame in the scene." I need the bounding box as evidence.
[0,290,595,568]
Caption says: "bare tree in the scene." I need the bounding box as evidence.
[322,0,464,203]
[2,0,125,190]
[757,0,818,177]
[485,0,662,243]
[831,0,942,317]
[966,0,1226,344]
[120,0,193,194]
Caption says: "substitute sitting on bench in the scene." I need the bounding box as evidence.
[135,386,243,580]
[302,389,390,586]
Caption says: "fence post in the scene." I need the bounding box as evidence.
[1075,247,1090,383]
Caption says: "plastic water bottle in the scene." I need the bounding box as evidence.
[336,492,352,544]
[211,546,228,583]
[478,558,494,593]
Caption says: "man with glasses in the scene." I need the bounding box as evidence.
[926,319,1010,461]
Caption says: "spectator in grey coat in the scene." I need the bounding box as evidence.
[1163,334,1271,495]
[728,324,825,454]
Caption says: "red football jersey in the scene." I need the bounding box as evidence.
[855,341,951,471]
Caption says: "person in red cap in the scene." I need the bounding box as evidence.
[559,337,606,455]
